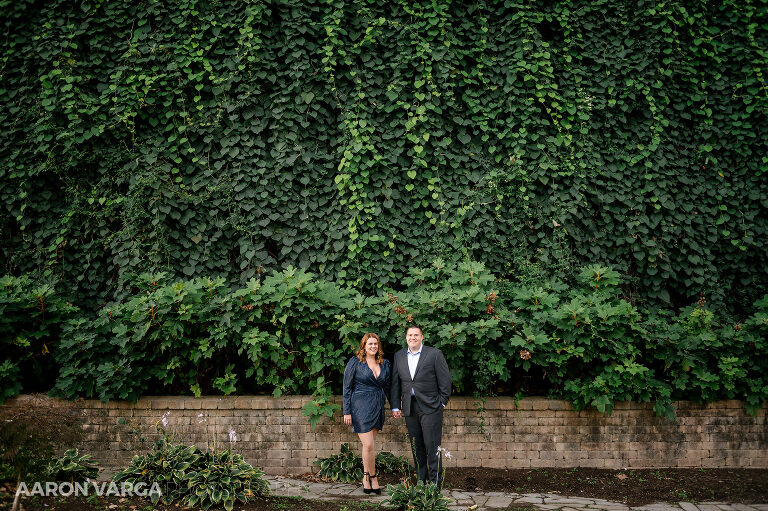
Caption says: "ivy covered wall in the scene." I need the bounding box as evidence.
[1,0,766,311]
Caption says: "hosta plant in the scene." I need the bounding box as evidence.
[314,443,363,483]
[112,444,200,504]
[183,449,269,511]
[375,451,413,479]
[384,479,451,511]
[112,443,268,510]
[46,448,99,483]
[315,443,413,483]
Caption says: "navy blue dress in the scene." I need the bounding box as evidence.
[342,357,391,433]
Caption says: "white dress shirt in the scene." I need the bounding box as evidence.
[407,345,422,384]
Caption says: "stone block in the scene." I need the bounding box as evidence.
[513,399,534,410]
[149,398,182,410]
[547,400,573,411]
[539,451,566,460]
[480,458,512,469]
[504,458,533,468]
[498,399,520,410]
[512,450,539,460]
[285,457,311,469]
[574,458,606,468]
[587,450,618,459]
[537,417,565,426]
[447,396,468,408]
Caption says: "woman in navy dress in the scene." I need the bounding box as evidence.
[342,332,391,494]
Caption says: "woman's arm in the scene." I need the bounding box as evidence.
[342,357,356,415]
[390,354,402,414]
[383,359,392,406]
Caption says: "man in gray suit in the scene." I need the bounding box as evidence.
[391,325,451,486]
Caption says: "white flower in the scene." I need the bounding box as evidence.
[436,446,452,459]
[197,413,208,424]
[228,428,238,443]
[160,411,170,428]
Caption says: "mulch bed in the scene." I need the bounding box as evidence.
[297,467,768,506]
[0,494,376,511]
[3,467,768,509]
[439,467,768,506]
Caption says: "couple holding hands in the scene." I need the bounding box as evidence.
[342,326,451,494]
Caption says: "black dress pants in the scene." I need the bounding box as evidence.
[404,397,444,487]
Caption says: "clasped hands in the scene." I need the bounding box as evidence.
[344,411,401,423]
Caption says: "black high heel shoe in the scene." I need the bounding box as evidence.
[362,472,373,494]
[369,473,381,495]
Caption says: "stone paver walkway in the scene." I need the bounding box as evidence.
[265,476,768,511]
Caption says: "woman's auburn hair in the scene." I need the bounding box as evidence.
[356,332,384,364]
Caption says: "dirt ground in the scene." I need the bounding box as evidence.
[3,467,767,510]
[0,494,376,511]
[295,466,768,506]
[438,467,768,506]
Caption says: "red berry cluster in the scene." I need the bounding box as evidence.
[486,292,497,315]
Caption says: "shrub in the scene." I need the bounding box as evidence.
[6,262,768,422]
[52,268,351,423]
[315,443,413,483]
[0,276,76,401]
[376,451,412,479]
[45,448,99,483]
[314,443,363,483]
[113,443,269,510]
[384,479,451,511]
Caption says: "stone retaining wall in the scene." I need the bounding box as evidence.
[3,395,766,475]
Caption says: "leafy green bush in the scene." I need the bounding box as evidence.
[3,261,767,421]
[315,443,362,483]
[376,451,412,479]
[502,264,768,418]
[45,448,99,483]
[315,443,413,483]
[113,443,269,510]
[53,274,240,402]
[339,260,514,397]
[641,295,768,415]
[384,480,451,511]
[113,410,268,510]
[0,276,76,402]
[52,268,352,412]
[113,444,202,504]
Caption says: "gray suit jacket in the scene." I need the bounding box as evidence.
[391,345,451,416]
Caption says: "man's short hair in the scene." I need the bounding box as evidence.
[406,324,422,334]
